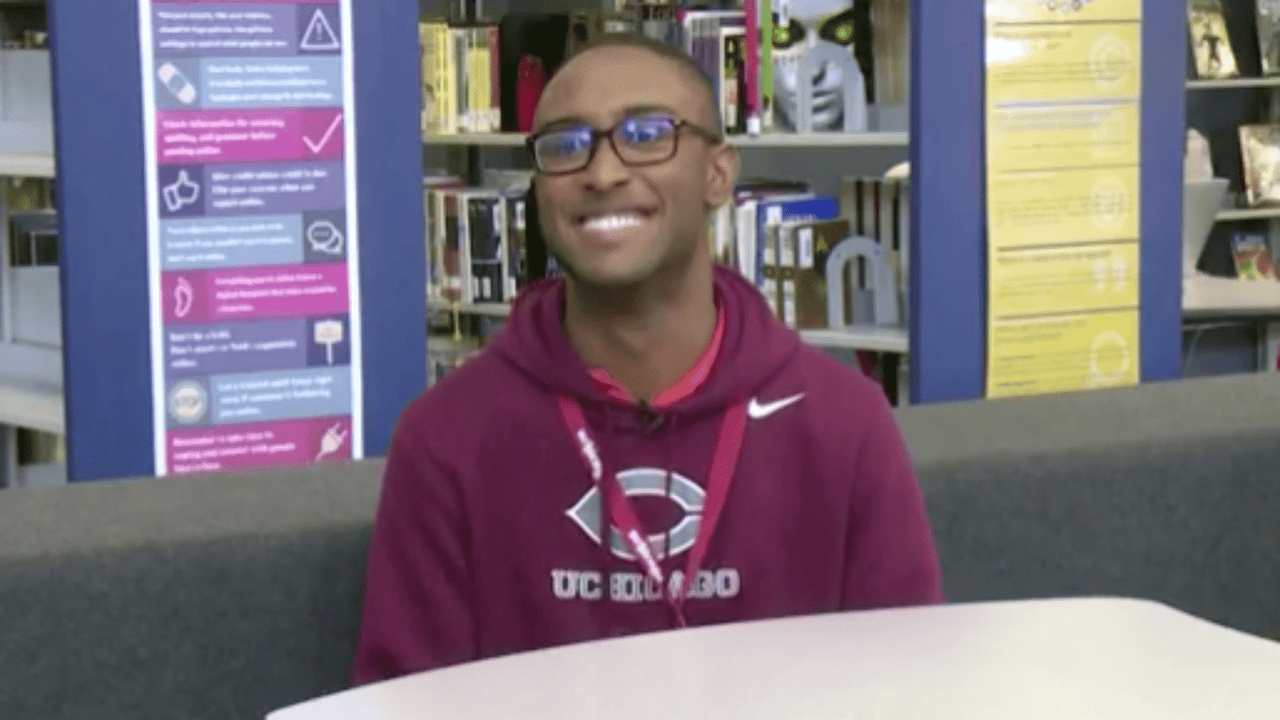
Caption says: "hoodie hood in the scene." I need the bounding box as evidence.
[490,266,803,417]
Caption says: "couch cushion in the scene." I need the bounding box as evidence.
[0,461,382,720]
[899,374,1280,643]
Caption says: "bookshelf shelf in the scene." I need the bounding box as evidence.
[429,298,909,352]
[425,132,525,146]
[1216,206,1280,221]
[730,131,910,147]
[1183,274,1280,319]
[0,152,55,178]
[1186,77,1280,90]
[423,131,910,149]
[798,327,909,353]
[0,375,63,435]
[428,299,513,318]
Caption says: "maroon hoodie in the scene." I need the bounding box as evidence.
[352,267,943,683]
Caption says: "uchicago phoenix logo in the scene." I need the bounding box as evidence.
[565,467,704,561]
[557,467,742,604]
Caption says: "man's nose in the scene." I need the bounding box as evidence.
[580,137,630,191]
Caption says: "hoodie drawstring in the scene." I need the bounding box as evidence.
[556,395,749,628]
[662,412,678,562]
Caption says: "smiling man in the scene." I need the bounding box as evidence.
[351,34,942,683]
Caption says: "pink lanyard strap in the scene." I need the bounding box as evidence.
[556,395,748,627]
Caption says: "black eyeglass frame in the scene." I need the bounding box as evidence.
[525,115,724,176]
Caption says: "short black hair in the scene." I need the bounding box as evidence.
[560,32,725,139]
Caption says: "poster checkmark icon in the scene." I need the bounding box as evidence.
[303,113,343,154]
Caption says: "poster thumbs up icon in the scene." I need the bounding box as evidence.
[162,170,201,212]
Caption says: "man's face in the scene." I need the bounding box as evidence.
[531,45,737,287]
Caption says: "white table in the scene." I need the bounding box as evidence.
[269,598,1280,720]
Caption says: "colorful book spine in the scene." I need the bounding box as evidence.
[760,0,773,132]
[744,0,760,132]
[722,26,745,135]
[486,24,501,132]
[468,27,489,132]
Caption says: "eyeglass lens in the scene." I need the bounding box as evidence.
[533,115,679,173]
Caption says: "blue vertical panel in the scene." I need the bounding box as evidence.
[1140,0,1186,383]
[909,0,986,403]
[353,0,428,457]
[47,0,154,480]
[48,0,425,480]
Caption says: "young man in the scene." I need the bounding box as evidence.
[351,34,942,683]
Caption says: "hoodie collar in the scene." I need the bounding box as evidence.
[586,299,727,408]
[492,266,803,417]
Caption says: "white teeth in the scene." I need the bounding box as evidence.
[583,213,644,232]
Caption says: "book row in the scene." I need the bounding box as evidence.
[418,0,908,136]
[424,170,910,334]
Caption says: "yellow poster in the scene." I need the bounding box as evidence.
[988,166,1139,250]
[984,0,1141,399]
[990,242,1139,316]
[986,22,1140,104]
[987,100,1139,173]
[986,0,1140,24]
[987,310,1140,398]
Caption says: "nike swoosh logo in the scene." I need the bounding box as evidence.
[748,393,805,420]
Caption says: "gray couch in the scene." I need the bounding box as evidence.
[2,374,1278,720]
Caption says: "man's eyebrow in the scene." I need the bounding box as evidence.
[534,114,591,132]
[620,104,681,117]
[534,104,684,133]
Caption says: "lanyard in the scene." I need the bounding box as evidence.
[555,395,748,627]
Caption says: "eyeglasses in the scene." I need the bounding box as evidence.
[526,114,723,176]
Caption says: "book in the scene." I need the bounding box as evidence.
[486,24,501,131]
[1259,0,1280,76]
[870,0,908,128]
[502,192,528,301]
[744,0,762,132]
[465,191,504,303]
[497,13,571,132]
[1188,0,1238,79]
[760,217,782,318]
[729,178,814,281]
[711,203,736,269]
[424,174,465,302]
[419,21,447,134]
[754,193,841,286]
[467,27,485,132]
[1239,123,1280,206]
[680,9,744,116]
[1231,232,1278,280]
[451,27,471,132]
[783,217,851,329]
[722,25,747,135]
[775,218,804,326]
[1260,321,1280,371]
[440,189,468,303]
[420,20,460,134]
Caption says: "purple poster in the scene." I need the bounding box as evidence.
[140,0,361,476]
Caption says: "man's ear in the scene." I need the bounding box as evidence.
[704,143,739,208]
